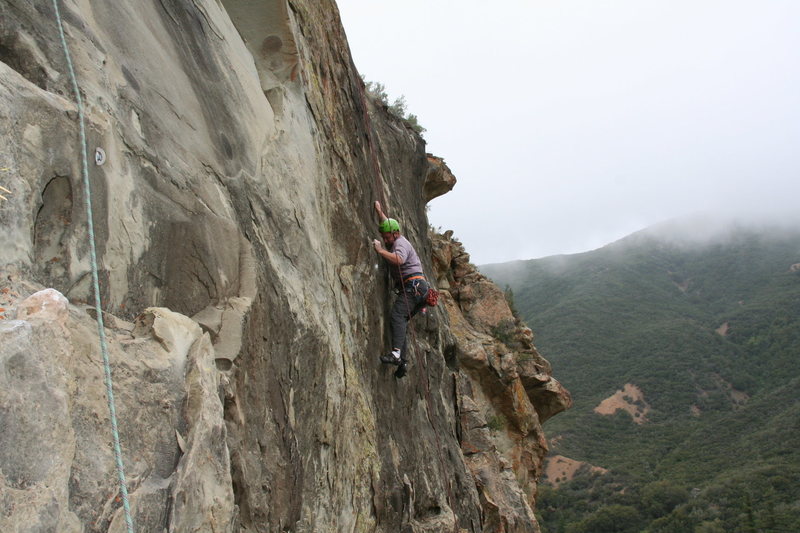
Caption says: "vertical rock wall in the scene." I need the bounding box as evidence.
[0,1,569,531]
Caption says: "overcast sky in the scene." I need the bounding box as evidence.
[337,1,800,265]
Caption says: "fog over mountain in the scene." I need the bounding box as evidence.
[482,211,800,271]
[610,211,800,250]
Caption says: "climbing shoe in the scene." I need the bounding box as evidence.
[394,361,408,379]
[380,350,402,365]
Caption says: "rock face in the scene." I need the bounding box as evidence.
[431,232,572,532]
[0,1,569,532]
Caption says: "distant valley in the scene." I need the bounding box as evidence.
[482,217,800,532]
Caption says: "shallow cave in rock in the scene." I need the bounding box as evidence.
[33,175,73,290]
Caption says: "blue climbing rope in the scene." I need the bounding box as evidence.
[51,1,135,531]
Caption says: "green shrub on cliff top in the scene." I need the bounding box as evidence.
[363,78,426,134]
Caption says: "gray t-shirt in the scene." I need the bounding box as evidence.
[392,235,422,279]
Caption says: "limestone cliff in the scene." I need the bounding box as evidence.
[0,1,569,531]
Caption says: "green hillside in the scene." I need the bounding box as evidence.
[482,219,800,533]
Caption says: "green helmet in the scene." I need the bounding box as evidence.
[378,218,400,233]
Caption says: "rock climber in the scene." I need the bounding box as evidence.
[372,200,430,376]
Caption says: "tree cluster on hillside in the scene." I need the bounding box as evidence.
[537,465,800,533]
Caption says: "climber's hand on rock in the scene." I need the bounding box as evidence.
[373,239,382,252]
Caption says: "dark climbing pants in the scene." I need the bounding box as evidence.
[390,278,429,360]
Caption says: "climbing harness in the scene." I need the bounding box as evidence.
[52,1,135,531]
[403,274,438,307]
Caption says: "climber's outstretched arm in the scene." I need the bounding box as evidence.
[374,200,389,222]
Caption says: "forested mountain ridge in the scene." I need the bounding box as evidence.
[481,218,800,532]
